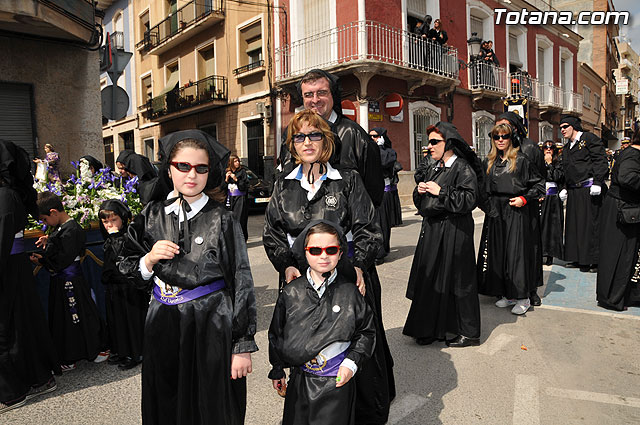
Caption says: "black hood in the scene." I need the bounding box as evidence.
[98,198,132,238]
[116,149,135,165]
[291,219,356,281]
[0,139,38,220]
[296,69,343,117]
[371,127,392,148]
[496,111,526,148]
[116,150,157,181]
[560,115,583,132]
[434,121,485,188]
[80,155,104,173]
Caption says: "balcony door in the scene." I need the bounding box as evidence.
[291,0,336,75]
[409,101,440,170]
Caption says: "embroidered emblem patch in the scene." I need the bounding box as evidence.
[332,305,341,313]
[325,195,338,208]
[194,236,204,245]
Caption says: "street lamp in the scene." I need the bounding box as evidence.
[467,32,483,63]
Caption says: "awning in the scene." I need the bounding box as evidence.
[158,71,180,96]
[601,126,618,141]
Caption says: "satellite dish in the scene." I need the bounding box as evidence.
[101,85,129,120]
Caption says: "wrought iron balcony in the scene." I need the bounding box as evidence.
[508,72,539,102]
[275,20,459,85]
[538,82,563,110]
[562,90,583,115]
[233,60,265,76]
[136,0,224,55]
[468,62,507,96]
[147,75,227,119]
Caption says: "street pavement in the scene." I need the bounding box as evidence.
[5,208,640,424]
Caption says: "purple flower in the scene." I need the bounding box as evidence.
[71,161,79,170]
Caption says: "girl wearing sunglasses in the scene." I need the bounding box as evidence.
[539,141,565,266]
[477,123,545,315]
[223,154,249,241]
[269,220,374,425]
[264,110,395,423]
[119,130,257,424]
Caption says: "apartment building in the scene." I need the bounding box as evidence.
[577,62,606,137]
[614,40,639,142]
[133,0,275,180]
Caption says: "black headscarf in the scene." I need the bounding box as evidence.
[433,121,485,189]
[296,69,343,117]
[291,219,356,282]
[116,150,156,181]
[0,140,38,220]
[370,127,392,148]
[98,199,132,238]
[496,111,527,148]
[116,149,135,166]
[560,115,583,132]
[80,155,104,173]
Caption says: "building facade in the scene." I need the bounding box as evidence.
[614,40,639,142]
[132,0,275,180]
[577,62,606,138]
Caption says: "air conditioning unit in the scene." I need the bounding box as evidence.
[256,102,266,115]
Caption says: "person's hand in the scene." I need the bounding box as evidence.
[559,189,568,202]
[354,267,366,296]
[29,253,42,265]
[539,197,545,203]
[424,181,441,196]
[590,185,601,196]
[417,182,428,194]
[285,266,301,283]
[145,240,180,270]
[35,235,48,248]
[544,152,553,164]
[509,197,525,208]
[272,376,286,391]
[231,353,252,379]
[335,366,354,387]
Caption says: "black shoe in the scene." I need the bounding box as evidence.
[544,256,553,266]
[446,335,480,348]
[107,354,125,365]
[589,264,598,273]
[530,292,542,306]
[565,262,579,268]
[416,337,438,346]
[579,265,591,272]
[375,257,385,265]
[118,357,141,371]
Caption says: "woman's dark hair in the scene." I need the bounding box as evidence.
[304,222,340,247]
[169,138,226,204]
[227,154,241,172]
[37,191,64,215]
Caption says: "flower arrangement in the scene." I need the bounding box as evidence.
[28,158,143,231]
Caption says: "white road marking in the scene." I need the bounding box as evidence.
[478,333,517,355]
[546,387,640,408]
[537,304,640,321]
[387,393,428,425]
[513,375,541,425]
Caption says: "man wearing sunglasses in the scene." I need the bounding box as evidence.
[559,115,609,273]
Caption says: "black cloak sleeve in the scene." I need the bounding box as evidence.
[235,167,250,192]
[584,132,610,186]
[520,156,545,203]
[39,221,86,272]
[262,179,298,274]
[546,159,564,184]
[617,151,640,192]
[414,159,478,217]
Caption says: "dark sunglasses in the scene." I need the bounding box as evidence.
[492,134,511,140]
[559,125,571,130]
[170,161,210,174]
[428,138,445,145]
[305,246,341,256]
[293,132,323,144]
[544,146,554,150]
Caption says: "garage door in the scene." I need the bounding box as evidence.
[0,82,36,158]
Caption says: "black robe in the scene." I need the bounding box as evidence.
[222,167,250,241]
[39,219,105,364]
[119,198,258,425]
[540,159,564,259]
[597,147,640,310]
[562,131,609,265]
[268,273,375,425]
[263,168,395,425]
[404,157,481,339]
[477,153,545,299]
[377,142,402,258]
[0,187,60,403]
[102,232,148,360]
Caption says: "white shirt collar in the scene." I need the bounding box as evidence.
[306,268,338,297]
[328,110,338,124]
[444,153,458,168]
[164,191,209,222]
[571,131,583,144]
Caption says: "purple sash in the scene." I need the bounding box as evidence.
[153,279,226,305]
[384,184,397,192]
[229,189,246,197]
[300,349,348,377]
[347,241,354,258]
[568,178,593,189]
[546,187,559,196]
[52,261,82,281]
[10,237,25,255]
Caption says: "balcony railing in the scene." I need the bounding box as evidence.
[275,20,459,81]
[562,90,583,114]
[110,31,125,50]
[233,60,265,75]
[468,62,507,93]
[508,71,539,102]
[136,0,224,51]
[538,82,563,108]
[147,75,227,119]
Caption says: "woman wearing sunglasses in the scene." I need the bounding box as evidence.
[403,122,483,347]
[263,109,396,424]
[477,123,545,315]
[119,130,257,424]
[540,140,565,265]
[223,154,250,241]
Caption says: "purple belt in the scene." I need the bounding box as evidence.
[229,189,246,197]
[384,184,397,192]
[546,187,559,196]
[300,350,347,377]
[52,261,82,281]
[568,178,593,189]
[10,238,25,255]
[347,241,354,258]
[153,279,226,305]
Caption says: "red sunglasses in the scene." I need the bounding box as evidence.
[170,161,209,174]
[305,246,341,256]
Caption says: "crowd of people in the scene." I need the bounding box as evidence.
[2,67,640,424]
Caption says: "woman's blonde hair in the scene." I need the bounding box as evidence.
[286,109,334,164]
[486,123,519,174]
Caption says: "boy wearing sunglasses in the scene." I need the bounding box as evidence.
[268,220,375,425]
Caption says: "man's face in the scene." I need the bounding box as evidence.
[560,123,575,140]
[301,78,334,120]
[622,141,630,150]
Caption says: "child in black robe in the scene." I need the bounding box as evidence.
[268,220,375,425]
[30,192,106,371]
[99,199,148,370]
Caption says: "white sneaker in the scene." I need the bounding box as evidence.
[511,298,531,315]
[495,297,516,308]
[93,350,110,363]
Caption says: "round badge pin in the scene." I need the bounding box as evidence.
[194,236,204,245]
[332,305,341,313]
